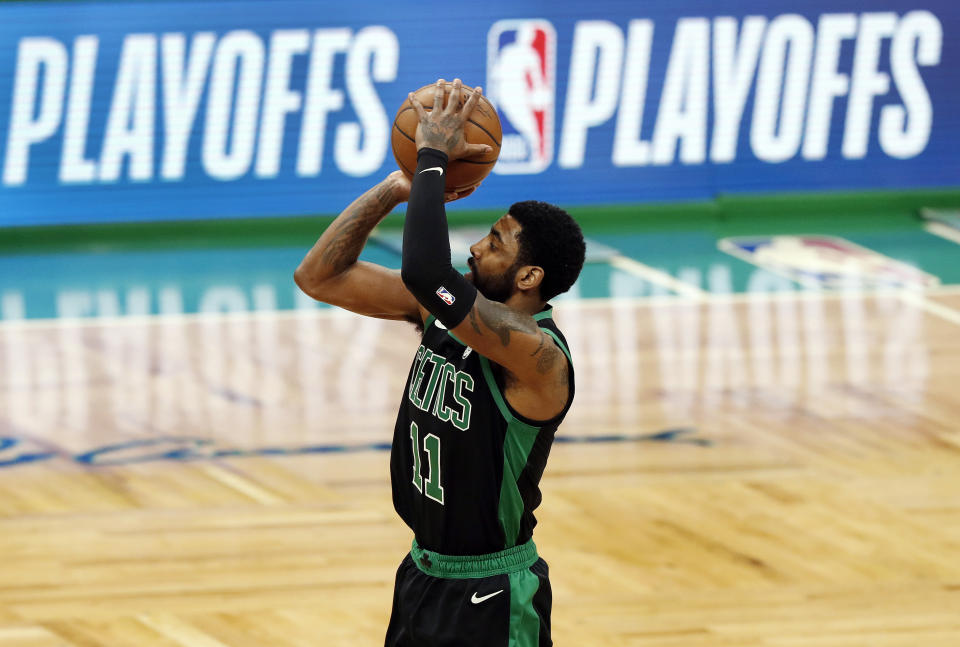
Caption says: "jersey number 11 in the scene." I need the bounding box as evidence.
[410,422,445,505]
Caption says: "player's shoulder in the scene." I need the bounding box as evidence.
[532,306,571,353]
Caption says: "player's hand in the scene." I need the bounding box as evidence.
[409,78,492,161]
[444,184,477,203]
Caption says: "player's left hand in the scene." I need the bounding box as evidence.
[444,184,477,203]
[409,78,492,161]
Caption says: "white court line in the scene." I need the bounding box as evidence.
[898,290,960,327]
[925,283,960,296]
[0,306,349,330]
[608,255,708,299]
[3,284,960,331]
[924,221,960,247]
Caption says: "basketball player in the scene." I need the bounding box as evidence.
[294,79,585,647]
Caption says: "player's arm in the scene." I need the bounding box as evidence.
[457,297,568,387]
[400,81,568,406]
[400,148,567,394]
[294,173,424,323]
[295,171,475,322]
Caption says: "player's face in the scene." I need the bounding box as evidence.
[467,214,525,303]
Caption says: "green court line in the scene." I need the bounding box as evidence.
[2,187,959,255]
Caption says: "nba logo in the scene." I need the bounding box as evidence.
[487,19,556,174]
[435,286,456,305]
[719,235,940,289]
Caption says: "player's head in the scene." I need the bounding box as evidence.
[468,201,585,303]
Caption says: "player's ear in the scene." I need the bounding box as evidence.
[516,265,544,291]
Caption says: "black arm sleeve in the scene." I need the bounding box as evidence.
[400,148,478,329]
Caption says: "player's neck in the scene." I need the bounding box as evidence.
[503,291,546,316]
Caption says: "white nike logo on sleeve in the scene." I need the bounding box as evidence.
[419,167,444,176]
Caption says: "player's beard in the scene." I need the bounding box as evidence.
[468,258,521,303]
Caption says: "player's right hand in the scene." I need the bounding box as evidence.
[409,78,492,162]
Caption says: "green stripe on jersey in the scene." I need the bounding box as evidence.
[479,356,541,548]
[508,567,542,647]
[479,356,513,421]
[498,419,540,548]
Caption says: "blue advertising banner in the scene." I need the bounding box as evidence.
[0,0,957,226]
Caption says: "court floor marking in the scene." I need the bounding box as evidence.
[897,289,960,326]
[608,254,708,298]
[2,283,959,331]
[0,429,713,473]
[924,221,960,247]
[569,287,960,329]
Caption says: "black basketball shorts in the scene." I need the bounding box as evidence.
[384,538,552,647]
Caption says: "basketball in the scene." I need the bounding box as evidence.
[391,82,502,192]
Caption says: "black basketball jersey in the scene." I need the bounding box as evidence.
[390,306,575,556]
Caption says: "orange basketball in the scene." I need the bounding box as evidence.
[391,82,502,192]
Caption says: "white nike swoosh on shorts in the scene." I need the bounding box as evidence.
[470,589,504,604]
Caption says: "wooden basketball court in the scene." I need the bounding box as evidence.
[0,286,958,646]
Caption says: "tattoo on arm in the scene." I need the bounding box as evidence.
[319,210,367,273]
[529,333,545,357]
[471,300,565,378]
[319,183,396,274]
[535,343,560,374]
[476,301,536,347]
[530,331,560,374]
[468,307,483,336]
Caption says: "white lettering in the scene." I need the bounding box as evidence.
[335,26,398,176]
[879,292,927,401]
[3,37,68,186]
[4,324,61,433]
[203,31,265,181]
[558,21,623,168]
[60,36,100,182]
[612,20,654,166]
[256,30,310,178]
[880,11,942,159]
[100,34,157,182]
[56,290,94,318]
[0,16,943,188]
[745,271,790,390]
[161,32,215,180]
[199,286,249,313]
[803,14,858,160]
[650,276,700,417]
[296,28,350,176]
[751,14,814,162]
[1,291,26,320]
[842,13,897,159]
[711,16,766,163]
[704,266,747,409]
[651,18,709,165]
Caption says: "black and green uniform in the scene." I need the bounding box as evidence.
[385,307,574,647]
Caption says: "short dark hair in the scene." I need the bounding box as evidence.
[508,200,585,301]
